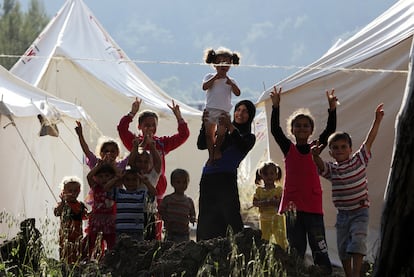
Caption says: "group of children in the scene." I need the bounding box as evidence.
[252,85,383,276]
[54,100,196,264]
[53,46,384,277]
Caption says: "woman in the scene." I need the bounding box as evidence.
[196,100,256,241]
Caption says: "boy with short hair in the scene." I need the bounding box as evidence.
[158,168,196,243]
[106,167,157,241]
[311,104,384,277]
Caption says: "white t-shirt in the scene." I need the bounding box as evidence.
[203,73,237,112]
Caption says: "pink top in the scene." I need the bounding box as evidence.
[86,185,116,235]
[279,144,323,214]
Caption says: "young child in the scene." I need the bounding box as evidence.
[311,104,384,277]
[54,176,88,264]
[270,86,337,273]
[75,120,128,170]
[158,168,196,243]
[105,166,157,242]
[128,136,161,240]
[85,161,118,260]
[252,162,288,250]
[202,47,241,164]
[118,98,189,240]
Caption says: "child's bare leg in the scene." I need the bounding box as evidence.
[213,124,226,161]
[205,122,217,164]
[352,253,364,277]
[341,258,352,277]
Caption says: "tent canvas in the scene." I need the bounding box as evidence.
[0,64,92,244]
[256,0,414,264]
[10,0,206,203]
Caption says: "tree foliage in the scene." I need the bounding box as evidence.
[0,0,49,69]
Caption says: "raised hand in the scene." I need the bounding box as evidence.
[167,99,183,121]
[270,86,282,107]
[130,97,142,115]
[326,89,338,110]
[310,140,324,157]
[375,103,385,122]
[75,120,83,135]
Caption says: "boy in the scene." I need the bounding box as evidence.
[311,104,384,277]
[106,167,157,241]
[158,168,196,243]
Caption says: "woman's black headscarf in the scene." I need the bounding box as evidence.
[232,100,256,134]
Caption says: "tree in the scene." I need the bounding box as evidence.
[373,47,414,276]
[0,0,49,69]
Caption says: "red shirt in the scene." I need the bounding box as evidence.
[117,115,190,201]
[279,143,323,214]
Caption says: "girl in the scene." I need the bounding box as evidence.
[202,47,241,164]
[270,86,337,273]
[54,176,88,264]
[253,162,288,250]
[75,120,128,171]
[85,161,118,260]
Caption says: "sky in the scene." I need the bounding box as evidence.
[20,0,397,107]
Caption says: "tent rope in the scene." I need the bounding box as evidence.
[3,117,58,203]
[59,119,84,165]
[0,54,408,74]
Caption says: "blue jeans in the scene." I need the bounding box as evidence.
[336,208,369,260]
[286,211,332,271]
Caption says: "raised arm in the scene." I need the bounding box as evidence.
[118,98,142,151]
[167,99,184,122]
[318,89,337,149]
[129,97,142,118]
[270,86,291,155]
[364,103,384,153]
[75,121,92,157]
[163,99,190,151]
[326,89,337,111]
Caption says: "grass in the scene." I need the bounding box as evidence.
[0,209,352,277]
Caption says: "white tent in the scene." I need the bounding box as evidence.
[0,65,92,242]
[256,0,414,264]
[10,0,205,203]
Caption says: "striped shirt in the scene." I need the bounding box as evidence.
[113,188,147,234]
[158,193,196,235]
[321,144,371,211]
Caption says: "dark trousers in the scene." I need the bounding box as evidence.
[196,172,243,241]
[286,211,332,271]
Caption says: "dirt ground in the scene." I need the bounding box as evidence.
[94,228,347,277]
[1,219,353,276]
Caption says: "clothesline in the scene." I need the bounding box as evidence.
[0,54,408,75]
